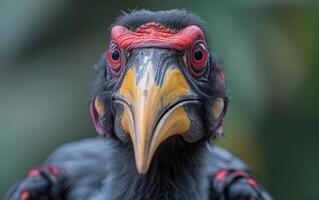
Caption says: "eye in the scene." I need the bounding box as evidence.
[107,43,123,76]
[188,42,209,77]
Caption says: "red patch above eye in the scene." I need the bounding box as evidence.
[111,23,206,50]
[106,43,123,76]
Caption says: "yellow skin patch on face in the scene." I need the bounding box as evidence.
[94,96,105,117]
[119,63,192,173]
[212,99,224,120]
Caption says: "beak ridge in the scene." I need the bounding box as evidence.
[118,61,193,174]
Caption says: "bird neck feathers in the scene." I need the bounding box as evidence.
[101,136,209,200]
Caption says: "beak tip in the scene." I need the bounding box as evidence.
[136,163,149,174]
[137,169,147,174]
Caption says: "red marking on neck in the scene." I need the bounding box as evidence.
[215,170,229,181]
[111,22,205,50]
[220,72,225,82]
[248,178,258,187]
[28,169,40,177]
[20,191,30,200]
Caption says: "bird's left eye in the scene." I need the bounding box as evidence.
[187,42,209,77]
[107,43,123,76]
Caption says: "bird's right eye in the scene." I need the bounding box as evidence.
[107,43,123,76]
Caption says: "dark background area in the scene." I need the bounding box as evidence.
[1,0,318,199]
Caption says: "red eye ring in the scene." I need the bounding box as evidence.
[107,43,122,76]
[187,41,209,77]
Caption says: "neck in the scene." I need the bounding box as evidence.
[103,136,209,200]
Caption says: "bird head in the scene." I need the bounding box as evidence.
[90,10,228,174]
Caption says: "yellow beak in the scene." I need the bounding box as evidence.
[116,61,193,174]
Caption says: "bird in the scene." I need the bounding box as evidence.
[5,9,272,200]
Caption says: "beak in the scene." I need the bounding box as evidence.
[114,52,197,174]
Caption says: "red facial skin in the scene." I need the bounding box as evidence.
[110,23,210,79]
[106,44,123,77]
[187,41,209,77]
[111,23,206,50]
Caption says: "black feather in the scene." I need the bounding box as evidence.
[5,9,272,200]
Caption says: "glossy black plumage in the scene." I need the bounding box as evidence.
[5,137,271,200]
[5,9,272,200]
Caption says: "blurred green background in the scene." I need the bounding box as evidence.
[1,0,318,199]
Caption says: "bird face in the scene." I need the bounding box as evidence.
[90,22,227,174]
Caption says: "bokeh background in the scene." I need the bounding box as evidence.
[1,0,318,199]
